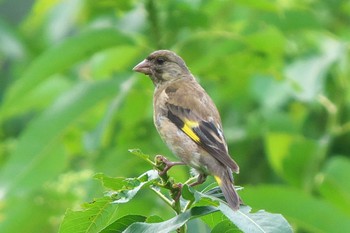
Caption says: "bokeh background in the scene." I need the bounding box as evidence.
[0,0,350,232]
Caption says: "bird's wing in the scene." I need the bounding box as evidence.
[164,81,239,173]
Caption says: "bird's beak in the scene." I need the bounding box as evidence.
[133,59,151,75]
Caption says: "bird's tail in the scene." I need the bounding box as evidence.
[214,170,241,211]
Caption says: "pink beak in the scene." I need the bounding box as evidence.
[133,59,151,75]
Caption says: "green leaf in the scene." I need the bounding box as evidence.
[145,215,164,223]
[101,215,147,233]
[218,204,292,233]
[128,148,155,166]
[107,170,159,204]
[318,156,350,215]
[242,185,350,233]
[235,0,279,12]
[84,77,137,152]
[181,184,196,201]
[123,206,217,233]
[0,18,26,60]
[1,28,133,118]
[198,189,292,233]
[265,132,294,175]
[285,36,346,102]
[245,26,286,55]
[0,78,121,197]
[128,148,151,160]
[59,171,157,233]
[59,197,120,233]
[211,220,242,233]
[251,75,290,110]
[265,132,320,187]
[94,173,141,191]
[95,170,159,192]
[0,193,60,233]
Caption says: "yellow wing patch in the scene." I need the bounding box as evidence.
[182,119,200,143]
[214,175,222,186]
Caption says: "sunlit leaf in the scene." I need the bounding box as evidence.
[265,132,321,187]
[108,170,159,204]
[242,185,350,232]
[101,215,146,233]
[211,220,241,233]
[181,184,196,201]
[285,37,346,102]
[0,78,122,197]
[145,215,164,223]
[128,148,155,166]
[95,170,159,195]
[218,204,292,233]
[1,28,133,118]
[318,156,350,215]
[59,197,119,233]
[123,206,217,233]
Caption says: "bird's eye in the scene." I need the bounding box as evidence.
[155,57,166,65]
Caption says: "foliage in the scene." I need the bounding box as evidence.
[59,151,292,233]
[0,0,349,232]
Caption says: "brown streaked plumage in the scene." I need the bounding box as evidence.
[133,50,241,210]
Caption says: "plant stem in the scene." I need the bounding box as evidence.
[150,186,173,208]
[183,199,194,212]
[153,155,188,232]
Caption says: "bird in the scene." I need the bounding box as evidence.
[133,50,241,210]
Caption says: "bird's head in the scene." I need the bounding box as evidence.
[133,50,191,86]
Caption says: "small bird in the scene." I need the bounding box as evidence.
[133,50,241,210]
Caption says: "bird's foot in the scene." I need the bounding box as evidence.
[171,183,183,202]
[155,155,185,176]
[189,174,207,187]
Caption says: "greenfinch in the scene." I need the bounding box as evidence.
[133,50,241,210]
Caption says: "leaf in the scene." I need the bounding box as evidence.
[1,28,133,118]
[245,26,286,55]
[284,36,346,102]
[95,170,159,192]
[128,148,155,166]
[59,171,158,233]
[198,189,292,233]
[84,77,137,152]
[108,170,159,204]
[59,197,120,233]
[265,132,321,187]
[264,132,294,175]
[318,156,350,215]
[123,206,217,233]
[128,148,151,160]
[0,78,122,197]
[251,75,290,110]
[181,184,196,201]
[218,205,292,233]
[101,215,147,233]
[211,220,242,233]
[0,193,59,233]
[0,18,26,59]
[235,0,279,12]
[94,173,140,191]
[242,185,350,233]
[145,215,164,223]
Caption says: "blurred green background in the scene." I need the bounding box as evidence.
[0,0,349,232]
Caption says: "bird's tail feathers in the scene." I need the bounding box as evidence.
[214,171,241,211]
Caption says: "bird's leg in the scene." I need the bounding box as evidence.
[173,174,207,203]
[155,155,185,176]
[171,183,183,203]
[189,174,207,187]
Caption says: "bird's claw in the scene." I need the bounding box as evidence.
[155,155,185,176]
